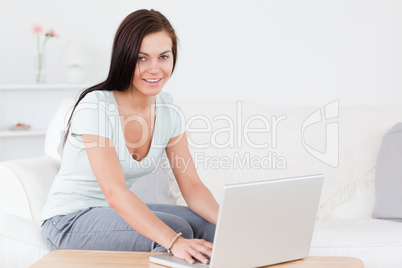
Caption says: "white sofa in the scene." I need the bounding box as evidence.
[1,98,402,268]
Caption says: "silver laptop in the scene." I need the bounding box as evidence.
[150,174,324,268]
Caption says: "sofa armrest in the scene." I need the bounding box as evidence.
[0,156,60,221]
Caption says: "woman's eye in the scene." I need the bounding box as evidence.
[160,55,169,60]
[138,57,146,62]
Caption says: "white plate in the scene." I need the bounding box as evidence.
[9,124,31,131]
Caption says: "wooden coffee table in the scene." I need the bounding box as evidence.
[30,250,364,268]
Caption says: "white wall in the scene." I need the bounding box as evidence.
[1,0,401,106]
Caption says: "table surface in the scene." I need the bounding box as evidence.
[30,250,364,268]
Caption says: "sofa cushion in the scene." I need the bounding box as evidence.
[372,123,402,220]
[311,219,402,268]
[0,211,49,268]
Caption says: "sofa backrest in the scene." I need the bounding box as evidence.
[44,99,75,161]
[170,99,402,219]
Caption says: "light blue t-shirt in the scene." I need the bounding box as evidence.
[41,90,186,221]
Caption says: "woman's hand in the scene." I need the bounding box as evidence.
[171,237,213,265]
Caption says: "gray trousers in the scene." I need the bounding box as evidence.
[41,204,215,252]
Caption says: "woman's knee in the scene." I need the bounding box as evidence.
[148,204,215,242]
[154,212,194,239]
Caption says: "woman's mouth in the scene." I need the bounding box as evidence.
[143,78,162,85]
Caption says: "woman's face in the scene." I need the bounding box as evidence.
[132,31,174,96]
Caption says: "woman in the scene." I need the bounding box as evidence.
[41,9,219,265]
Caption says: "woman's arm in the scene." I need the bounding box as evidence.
[83,134,211,264]
[83,134,177,248]
[166,132,220,225]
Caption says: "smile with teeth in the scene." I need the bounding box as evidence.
[143,78,162,83]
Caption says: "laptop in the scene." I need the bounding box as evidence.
[150,174,324,268]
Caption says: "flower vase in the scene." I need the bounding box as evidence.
[34,45,46,84]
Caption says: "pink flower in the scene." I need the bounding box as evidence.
[32,24,44,35]
[45,28,59,38]
[32,24,59,83]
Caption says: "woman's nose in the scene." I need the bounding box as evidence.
[147,59,159,74]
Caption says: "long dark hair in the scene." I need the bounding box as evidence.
[63,9,178,146]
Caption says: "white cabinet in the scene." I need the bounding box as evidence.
[0,84,90,161]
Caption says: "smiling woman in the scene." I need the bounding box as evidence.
[40,9,219,266]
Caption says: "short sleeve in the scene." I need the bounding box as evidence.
[70,101,113,140]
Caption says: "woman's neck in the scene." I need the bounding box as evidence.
[115,88,155,112]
